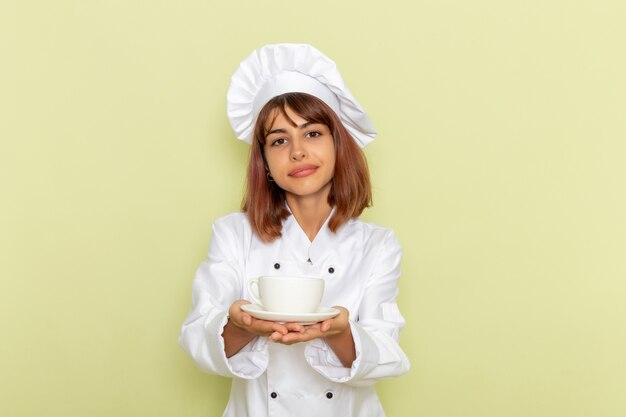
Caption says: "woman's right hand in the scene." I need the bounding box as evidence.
[228,299,299,337]
[222,300,303,357]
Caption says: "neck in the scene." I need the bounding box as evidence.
[286,192,332,242]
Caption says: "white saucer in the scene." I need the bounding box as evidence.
[240,304,340,324]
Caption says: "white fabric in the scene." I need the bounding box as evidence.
[179,212,410,417]
[226,43,377,148]
[254,71,341,116]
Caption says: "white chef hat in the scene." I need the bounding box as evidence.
[226,43,376,148]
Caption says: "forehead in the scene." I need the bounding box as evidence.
[265,106,307,130]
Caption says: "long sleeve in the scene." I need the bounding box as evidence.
[178,215,269,379]
[305,229,410,386]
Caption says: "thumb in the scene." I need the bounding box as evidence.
[320,320,332,332]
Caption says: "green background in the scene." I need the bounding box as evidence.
[2,1,625,416]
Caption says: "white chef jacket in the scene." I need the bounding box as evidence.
[179,211,410,417]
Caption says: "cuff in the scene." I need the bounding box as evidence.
[206,311,269,379]
[304,320,377,383]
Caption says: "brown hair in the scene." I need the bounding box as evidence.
[242,93,372,242]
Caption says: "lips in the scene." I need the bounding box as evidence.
[288,164,319,178]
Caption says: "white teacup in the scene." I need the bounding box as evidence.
[246,276,324,314]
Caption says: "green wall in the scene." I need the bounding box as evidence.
[2,1,625,416]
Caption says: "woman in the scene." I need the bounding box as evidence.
[179,44,410,417]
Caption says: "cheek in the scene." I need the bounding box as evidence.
[265,155,288,181]
[326,145,337,170]
[323,156,337,181]
[263,151,280,171]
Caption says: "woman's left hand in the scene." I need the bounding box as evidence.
[271,306,350,345]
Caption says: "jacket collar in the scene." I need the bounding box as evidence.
[282,207,342,265]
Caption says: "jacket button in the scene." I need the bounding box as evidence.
[270,392,278,399]
[326,391,333,399]
[274,263,280,270]
[328,267,335,274]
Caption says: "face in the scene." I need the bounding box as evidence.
[263,106,336,203]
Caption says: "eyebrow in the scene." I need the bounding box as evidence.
[266,121,317,137]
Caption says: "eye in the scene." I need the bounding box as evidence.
[270,138,287,146]
[306,131,322,138]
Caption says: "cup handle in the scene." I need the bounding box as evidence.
[246,277,263,307]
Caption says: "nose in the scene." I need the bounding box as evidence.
[290,141,307,161]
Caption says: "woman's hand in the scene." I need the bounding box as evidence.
[272,307,356,367]
[222,300,302,357]
[228,300,291,337]
[224,303,356,366]
[272,306,349,344]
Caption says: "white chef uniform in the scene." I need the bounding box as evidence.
[179,210,410,417]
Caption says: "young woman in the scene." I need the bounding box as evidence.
[179,44,410,417]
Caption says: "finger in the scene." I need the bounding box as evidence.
[301,323,322,332]
[285,322,304,333]
[242,313,252,326]
[320,319,333,332]
[276,333,303,345]
[271,323,289,335]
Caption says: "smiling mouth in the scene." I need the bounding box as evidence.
[288,165,318,178]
